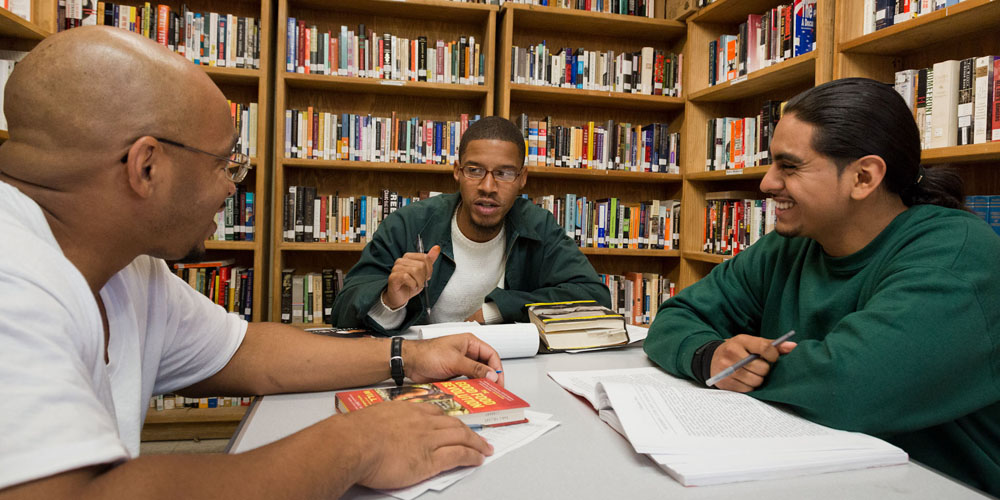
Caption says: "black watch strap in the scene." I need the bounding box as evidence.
[390,337,405,386]
[692,340,725,385]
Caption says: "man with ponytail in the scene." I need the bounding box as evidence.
[645,78,1000,494]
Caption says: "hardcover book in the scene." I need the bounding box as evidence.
[527,300,629,351]
[335,378,529,427]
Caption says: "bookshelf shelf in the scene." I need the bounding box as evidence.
[921,143,1000,166]
[688,0,790,24]
[205,240,257,251]
[282,159,455,174]
[280,242,366,252]
[142,406,248,441]
[0,8,50,39]
[581,248,680,257]
[838,0,1000,55]
[290,0,496,22]
[686,165,770,181]
[504,3,684,40]
[284,74,489,100]
[527,166,681,183]
[683,251,731,264]
[509,84,684,111]
[201,65,261,85]
[688,52,818,103]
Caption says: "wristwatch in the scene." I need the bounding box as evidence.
[390,337,405,386]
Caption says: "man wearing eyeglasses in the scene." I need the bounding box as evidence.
[332,116,611,335]
[0,27,504,499]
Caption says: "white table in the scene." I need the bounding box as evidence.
[228,345,990,499]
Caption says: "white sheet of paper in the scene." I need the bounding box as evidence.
[377,411,559,500]
[418,323,540,359]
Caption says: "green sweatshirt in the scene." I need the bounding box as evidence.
[644,204,1000,495]
[331,192,611,335]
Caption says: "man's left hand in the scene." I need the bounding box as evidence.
[402,334,505,386]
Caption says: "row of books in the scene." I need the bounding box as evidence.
[534,195,680,250]
[705,101,784,172]
[510,44,682,97]
[517,115,681,173]
[279,269,345,324]
[708,1,815,87]
[501,0,657,17]
[892,57,1000,150]
[228,101,258,158]
[864,0,966,34]
[703,193,777,256]
[173,260,255,320]
[282,188,433,243]
[149,394,251,410]
[601,271,676,326]
[210,185,255,242]
[285,21,485,86]
[283,109,479,164]
[61,2,261,70]
[0,50,27,131]
[967,195,1000,237]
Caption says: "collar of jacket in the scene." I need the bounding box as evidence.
[417,192,543,265]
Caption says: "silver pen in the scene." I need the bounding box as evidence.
[417,235,432,319]
[706,330,797,387]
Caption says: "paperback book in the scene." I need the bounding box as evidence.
[527,300,629,351]
[336,378,529,428]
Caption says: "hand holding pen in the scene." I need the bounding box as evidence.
[706,330,797,392]
[381,236,440,311]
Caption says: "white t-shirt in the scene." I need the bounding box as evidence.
[0,180,247,489]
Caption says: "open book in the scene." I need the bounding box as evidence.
[548,367,908,486]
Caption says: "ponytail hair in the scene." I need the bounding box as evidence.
[782,77,965,209]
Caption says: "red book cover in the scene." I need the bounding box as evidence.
[993,58,1000,142]
[581,123,590,169]
[335,378,529,427]
[320,195,328,242]
[653,53,664,96]
[156,5,169,46]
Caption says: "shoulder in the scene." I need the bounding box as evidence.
[508,197,558,234]
[381,192,459,231]
[887,205,1000,270]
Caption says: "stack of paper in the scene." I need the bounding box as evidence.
[548,367,908,486]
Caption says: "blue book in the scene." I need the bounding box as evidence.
[989,196,1000,238]
[245,192,255,242]
[286,18,296,72]
[794,0,816,57]
[967,195,989,222]
[576,49,584,89]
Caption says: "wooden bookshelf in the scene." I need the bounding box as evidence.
[270,0,498,318]
[679,0,835,287]
[0,6,50,39]
[833,0,1000,197]
[0,129,8,142]
[495,0,687,297]
[142,406,249,441]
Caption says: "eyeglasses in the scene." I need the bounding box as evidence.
[459,165,523,183]
[120,137,253,183]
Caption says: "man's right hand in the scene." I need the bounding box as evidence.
[710,334,797,393]
[382,245,441,310]
[340,399,493,490]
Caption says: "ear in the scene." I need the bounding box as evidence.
[517,164,528,190]
[124,136,163,199]
[848,154,887,201]
[453,160,461,183]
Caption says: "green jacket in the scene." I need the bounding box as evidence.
[644,204,1000,495]
[331,192,611,335]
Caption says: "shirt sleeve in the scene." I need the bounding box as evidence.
[152,260,248,395]
[753,265,1000,436]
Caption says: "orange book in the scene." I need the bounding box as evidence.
[336,378,528,428]
[624,271,643,325]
